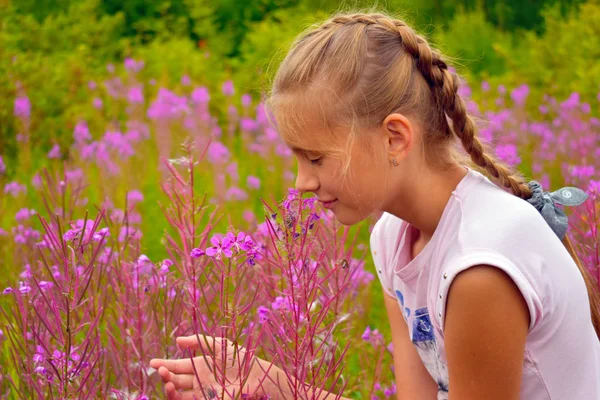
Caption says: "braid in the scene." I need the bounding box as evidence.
[322,13,533,199]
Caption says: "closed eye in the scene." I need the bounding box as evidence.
[309,157,322,165]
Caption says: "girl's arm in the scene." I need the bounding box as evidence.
[383,293,439,400]
[444,265,530,400]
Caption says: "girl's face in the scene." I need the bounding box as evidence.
[291,128,390,226]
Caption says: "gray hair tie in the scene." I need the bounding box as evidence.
[526,181,588,240]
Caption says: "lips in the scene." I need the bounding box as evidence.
[319,199,338,210]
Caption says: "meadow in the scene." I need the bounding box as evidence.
[0,1,599,399]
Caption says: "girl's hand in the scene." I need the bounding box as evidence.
[149,335,284,400]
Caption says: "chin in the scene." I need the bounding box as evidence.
[331,208,371,227]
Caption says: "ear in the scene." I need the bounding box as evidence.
[382,113,415,162]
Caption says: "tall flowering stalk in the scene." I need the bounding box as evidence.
[0,190,111,396]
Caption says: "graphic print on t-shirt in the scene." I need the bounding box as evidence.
[396,289,449,398]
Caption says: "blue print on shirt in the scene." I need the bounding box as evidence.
[396,290,411,319]
[412,307,435,342]
[395,290,404,306]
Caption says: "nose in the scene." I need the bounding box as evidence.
[295,163,320,194]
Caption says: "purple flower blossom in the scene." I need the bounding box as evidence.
[14,96,31,118]
[127,86,144,104]
[241,94,252,107]
[65,168,84,182]
[190,248,205,258]
[147,88,190,119]
[191,87,210,104]
[226,232,256,254]
[225,186,248,201]
[222,80,234,96]
[207,141,230,164]
[74,121,92,143]
[15,208,34,222]
[181,75,191,86]
[124,58,144,72]
[510,84,530,107]
[3,287,14,295]
[160,259,173,273]
[47,144,61,159]
[93,97,103,109]
[127,190,144,204]
[88,80,97,90]
[19,281,31,295]
[4,181,27,197]
[258,306,269,323]
[205,235,233,260]
[240,117,259,132]
[495,144,521,167]
[0,155,5,174]
[362,326,371,341]
[247,175,260,190]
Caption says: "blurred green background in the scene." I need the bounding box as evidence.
[1,0,600,163]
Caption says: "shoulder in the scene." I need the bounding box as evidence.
[443,264,530,398]
[459,177,552,244]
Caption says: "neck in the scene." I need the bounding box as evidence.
[383,162,468,240]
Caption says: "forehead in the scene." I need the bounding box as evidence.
[271,93,348,153]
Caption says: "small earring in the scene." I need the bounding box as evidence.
[391,158,398,166]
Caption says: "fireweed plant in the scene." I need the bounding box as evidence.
[0,57,598,399]
[0,142,382,399]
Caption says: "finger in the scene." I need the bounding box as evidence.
[165,382,182,400]
[158,366,195,390]
[150,358,195,374]
[177,335,227,353]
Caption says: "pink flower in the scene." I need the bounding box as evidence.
[14,96,31,118]
[4,181,26,197]
[127,86,144,104]
[127,190,144,204]
[222,80,234,96]
[124,58,144,72]
[241,94,252,107]
[181,75,191,86]
[240,117,258,132]
[247,175,260,190]
[15,208,34,222]
[74,121,92,143]
[190,248,205,258]
[47,144,61,159]
[207,141,230,164]
[0,155,6,174]
[191,87,210,104]
[205,235,233,260]
[225,186,248,201]
[93,97,103,109]
[510,84,530,107]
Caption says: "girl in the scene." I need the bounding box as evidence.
[150,11,600,399]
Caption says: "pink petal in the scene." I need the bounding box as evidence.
[210,236,220,247]
[205,247,217,257]
[223,248,233,258]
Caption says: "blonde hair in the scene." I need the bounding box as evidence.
[267,11,600,337]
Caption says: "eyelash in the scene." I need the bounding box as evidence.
[308,157,322,165]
